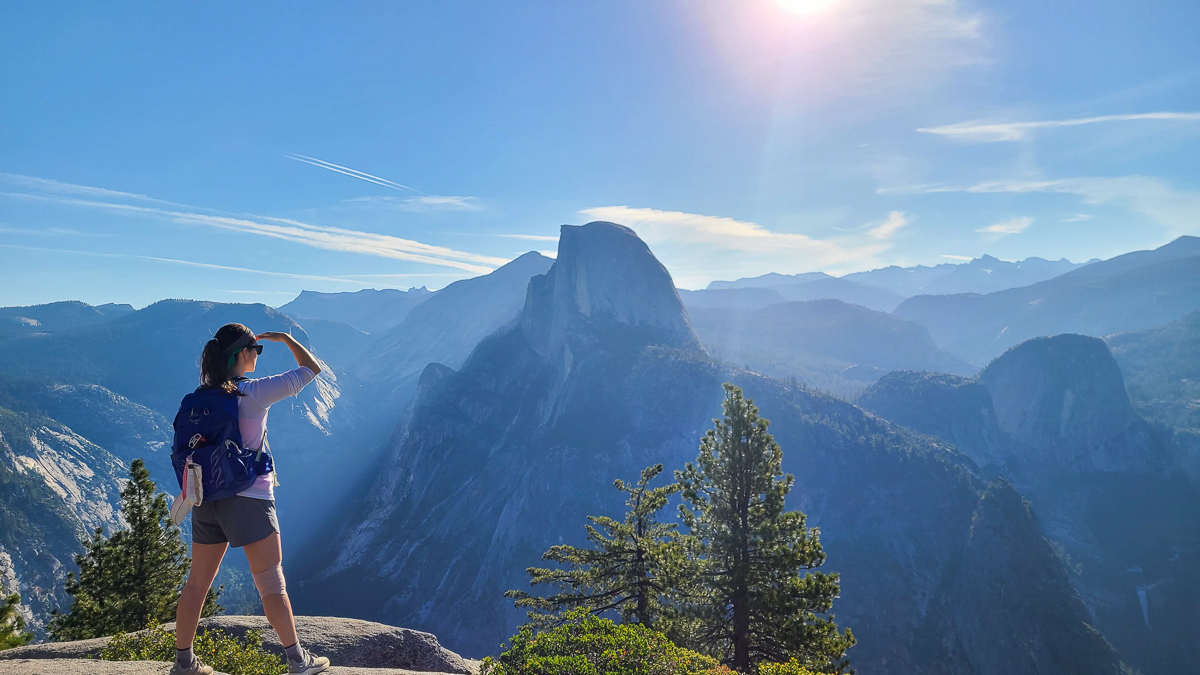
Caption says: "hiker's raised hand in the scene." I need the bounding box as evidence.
[256,331,292,343]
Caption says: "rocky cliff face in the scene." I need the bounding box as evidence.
[519,223,700,360]
[298,222,1116,673]
[979,334,1170,474]
[0,405,131,636]
[0,615,476,674]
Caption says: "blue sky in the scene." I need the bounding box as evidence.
[2,0,1198,308]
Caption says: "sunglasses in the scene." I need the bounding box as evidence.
[247,344,263,355]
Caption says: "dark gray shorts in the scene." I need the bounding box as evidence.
[191,496,279,548]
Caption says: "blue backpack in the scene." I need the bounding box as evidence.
[171,385,273,502]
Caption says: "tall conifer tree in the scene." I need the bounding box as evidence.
[677,384,854,672]
[507,464,690,630]
[49,459,221,640]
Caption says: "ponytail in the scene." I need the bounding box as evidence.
[200,323,255,395]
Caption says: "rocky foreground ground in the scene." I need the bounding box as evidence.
[0,616,481,675]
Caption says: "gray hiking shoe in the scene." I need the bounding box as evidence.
[287,647,330,675]
[169,657,214,675]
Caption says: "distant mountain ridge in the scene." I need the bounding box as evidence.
[846,254,1089,297]
[0,301,133,336]
[700,254,1089,312]
[279,286,435,334]
[895,236,1200,365]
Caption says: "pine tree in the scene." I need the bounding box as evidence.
[49,459,222,640]
[677,384,855,673]
[506,464,691,631]
[0,590,32,650]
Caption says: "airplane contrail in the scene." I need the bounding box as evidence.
[286,154,424,194]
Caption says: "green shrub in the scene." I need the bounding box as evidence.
[0,591,33,651]
[100,625,285,675]
[758,660,818,675]
[480,609,733,675]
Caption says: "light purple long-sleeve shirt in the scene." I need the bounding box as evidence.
[235,366,316,500]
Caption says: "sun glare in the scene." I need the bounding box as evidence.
[775,0,838,15]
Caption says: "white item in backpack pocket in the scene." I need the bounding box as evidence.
[170,458,205,526]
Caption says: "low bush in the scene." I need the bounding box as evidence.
[758,660,818,675]
[100,625,285,675]
[480,609,733,675]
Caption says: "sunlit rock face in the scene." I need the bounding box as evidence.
[0,407,133,637]
[979,334,1170,474]
[520,222,701,361]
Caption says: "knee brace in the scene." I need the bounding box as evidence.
[252,563,287,598]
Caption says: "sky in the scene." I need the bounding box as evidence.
[2,0,1199,308]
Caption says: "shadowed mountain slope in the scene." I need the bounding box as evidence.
[688,299,976,398]
[894,236,1200,365]
[350,252,553,413]
[1107,310,1200,433]
[858,334,1197,674]
[705,272,902,312]
[1107,311,1200,483]
[297,222,1118,673]
[677,287,789,310]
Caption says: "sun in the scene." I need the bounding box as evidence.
[774,0,838,15]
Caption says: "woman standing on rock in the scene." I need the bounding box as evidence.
[172,322,330,675]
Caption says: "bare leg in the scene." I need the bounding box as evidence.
[243,532,298,647]
[176,542,228,649]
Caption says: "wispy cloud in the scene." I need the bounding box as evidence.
[1063,213,1093,222]
[881,175,1200,235]
[495,233,559,242]
[918,112,1200,142]
[0,173,163,203]
[940,254,974,261]
[977,216,1032,235]
[578,205,893,288]
[0,243,368,285]
[0,224,94,237]
[1,177,507,274]
[286,154,422,194]
[344,194,482,212]
[865,211,911,239]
